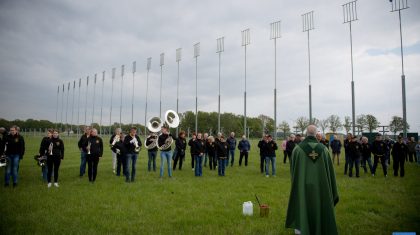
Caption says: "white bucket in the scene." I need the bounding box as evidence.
[242,201,253,216]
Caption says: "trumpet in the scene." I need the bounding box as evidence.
[110,134,120,148]
[87,142,91,154]
[130,136,141,153]
[48,142,53,155]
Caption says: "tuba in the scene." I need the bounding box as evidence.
[157,110,180,151]
[144,110,179,151]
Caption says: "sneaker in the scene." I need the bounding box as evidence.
[113,170,116,174]
[266,175,269,178]
[54,183,59,187]
[372,174,375,177]
[48,183,52,188]
[192,168,194,171]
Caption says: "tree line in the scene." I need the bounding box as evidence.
[0,112,410,138]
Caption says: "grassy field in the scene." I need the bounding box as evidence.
[1,135,419,235]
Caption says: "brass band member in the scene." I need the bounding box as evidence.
[124,127,141,182]
[39,129,53,182]
[47,130,64,188]
[111,132,126,177]
[86,128,103,182]
[173,131,186,171]
[77,126,91,177]
[4,125,25,187]
[146,132,158,172]
[109,128,122,174]
[158,126,172,178]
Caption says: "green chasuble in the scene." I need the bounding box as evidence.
[285,136,339,235]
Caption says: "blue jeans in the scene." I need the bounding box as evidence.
[361,156,373,174]
[42,165,48,181]
[148,151,157,171]
[160,151,172,177]
[195,155,203,176]
[125,153,138,181]
[203,152,208,167]
[80,152,87,176]
[417,152,420,165]
[349,157,360,177]
[218,159,226,176]
[265,156,276,176]
[344,153,350,174]
[226,149,235,167]
[5,154,20,184]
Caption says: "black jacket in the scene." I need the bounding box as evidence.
[262,140,278,157]
[48,137,65,159]
[188,139,196,154]
[216,141,228,159]
[286,140,296,156]
[111,140,127,157]
[371,140,387,156]
[5,134,25,157]
[193,139,206,156]
[348,141,361,159]
[124,135,142,154]
[0,131,7,156]
[39,136,51,155]
[392,142,408,160]
[146,135,158,152]
[207,141,216,157]
[175,137,186,156]
[257,139,265,156]
[157,133,171,151]
[360,143,371,159]
[88,136,103,157]
[78,134,89,153]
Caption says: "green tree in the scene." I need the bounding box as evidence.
[296,116,309,134]
[278,121,290,139]
[389,116,410,136]
[343,116,352,134]
[319,119,329,134]
[327,115,342,133]
[365,114,379,133]
[356,114,367,132]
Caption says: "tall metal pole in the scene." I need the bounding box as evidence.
[216,37,224,134]
[144,58,151,137]
[55,85,59,129]
[71,80,75,134]
[99,71,105,135]
[194,43,200,134]
[119,65,124,129]
[60,84,64,131]
[270,21,281,140]
[92,73,97,125]
[302,11,314,124]
[390,0,409,138]
[77,78,81,137]
[160,53,164,118]
[343,1,358,135]
[131,61,136,126]
[84,76,89,126]
[241,29,250,137]
[109,68,116,135]
[176,49,182,136]
[65,82,70,132]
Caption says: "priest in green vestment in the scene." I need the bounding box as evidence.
[285,125,339,235]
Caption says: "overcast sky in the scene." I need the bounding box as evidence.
[0,0,419,133]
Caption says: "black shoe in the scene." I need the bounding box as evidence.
[4,183,9,187]
[13,183,17,187]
